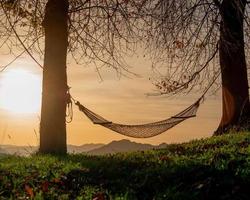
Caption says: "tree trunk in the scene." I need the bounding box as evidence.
[39,0,69,153]
[215,0,250,135]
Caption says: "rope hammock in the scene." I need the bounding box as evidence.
[74,97,203,138]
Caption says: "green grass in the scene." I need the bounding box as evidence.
[1,132,250,199]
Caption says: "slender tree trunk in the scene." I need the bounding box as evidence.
[215,0,250,135]
[39,0,69,153]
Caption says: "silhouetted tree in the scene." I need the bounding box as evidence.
[143,0,250,134]
[1,0,143,154]
[39,0,69,154]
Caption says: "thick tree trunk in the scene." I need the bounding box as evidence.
[39,0,69,153]
[215,0,250,135]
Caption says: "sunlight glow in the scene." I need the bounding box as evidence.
[0,69,42,114]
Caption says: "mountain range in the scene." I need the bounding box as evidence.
[0,140,168,156]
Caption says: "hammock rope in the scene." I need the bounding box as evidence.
[74,97,203,138]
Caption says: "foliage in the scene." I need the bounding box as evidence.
[1,132,250,199]
[0,0,144,77]
[142,0,250,96]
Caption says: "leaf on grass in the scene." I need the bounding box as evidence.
[159,155,171,162]
[93,192,107,200]
[53,178,61,183]
[25,184,34,198]
[41,181,49,192]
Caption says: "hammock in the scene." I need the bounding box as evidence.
[75,97,203,138]
[75,98,202,138]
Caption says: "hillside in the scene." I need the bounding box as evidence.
[0,140,165,156]
[0,132,250,199]
[0,144,105,156]
[88,139,156,155]
[68,143,104,154]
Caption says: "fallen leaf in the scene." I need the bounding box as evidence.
[93,192,107,200]
[41,181,49,192]
[25,184,34,198]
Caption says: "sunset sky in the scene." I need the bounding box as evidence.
[0,52,221,146]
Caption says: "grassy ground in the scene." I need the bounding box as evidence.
[0,132,250,200]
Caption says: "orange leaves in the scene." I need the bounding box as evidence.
[52,178,61,184]
[25,184,34,198]
[41,181,49,193]
[24,177,65,198]
[93,192,107,200]
[159,155,171,162]
[155,79,181,93]
[41,178,64,193]
[173,40,207,49]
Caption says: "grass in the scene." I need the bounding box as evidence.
[1,132,250,199]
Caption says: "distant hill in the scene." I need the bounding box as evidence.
[0,140,167,155]
[0,145,37,156]
[158,142,168,149]
[0,144,104,156]
[68,144,104,154]
[88,139,158,155]
[0,146,7,155]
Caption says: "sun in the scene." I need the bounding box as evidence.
[0,69,42,114]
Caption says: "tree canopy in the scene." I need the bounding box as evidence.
[142,0,250,95]
[1,0,145,76]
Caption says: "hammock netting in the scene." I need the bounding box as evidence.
[75,98,202,138]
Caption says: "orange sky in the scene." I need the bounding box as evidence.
[0,53,221,146]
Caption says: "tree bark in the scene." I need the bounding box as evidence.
[215,0,250,135]
[39,0,69,153]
